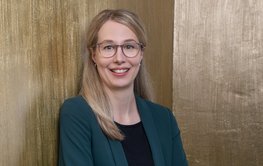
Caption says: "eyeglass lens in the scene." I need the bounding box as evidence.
[98,41,142,58]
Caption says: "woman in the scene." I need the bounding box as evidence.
[59,9,188,166]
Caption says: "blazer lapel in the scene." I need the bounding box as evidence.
[107,138,128,166]
[136,97,166,166]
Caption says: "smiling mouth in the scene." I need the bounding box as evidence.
[111,69,129,73]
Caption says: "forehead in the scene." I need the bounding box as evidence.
[97,20,138,42]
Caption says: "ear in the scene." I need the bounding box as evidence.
[139,52,144,61]
[90,48,96,64]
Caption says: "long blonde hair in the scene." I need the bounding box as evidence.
[80,9,153,140]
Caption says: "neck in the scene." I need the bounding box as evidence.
[104,86,140,125]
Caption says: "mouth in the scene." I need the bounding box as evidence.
[110,68,129,74]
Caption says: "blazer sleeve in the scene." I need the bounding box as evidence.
[170,111,188,166]
[59,99,94,166]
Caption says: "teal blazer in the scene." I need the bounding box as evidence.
[59,96,188,166]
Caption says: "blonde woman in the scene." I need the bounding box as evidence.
[59,9,188,166]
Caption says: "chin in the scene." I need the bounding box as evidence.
[110,82,134,90]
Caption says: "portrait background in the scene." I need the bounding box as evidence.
[0,0,262,165]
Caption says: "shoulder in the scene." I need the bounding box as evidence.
[137,96,180,136]
[136,96,179,132]
[60,96,92,114]
[136,96,173,119]
[59,96,96,124]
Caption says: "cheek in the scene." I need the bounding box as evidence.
[93,59,110,76]
[96,65,110,81]
[131,55,143,66]
[97,62,109,68]
[94,56,110,68]
[96,63,109,75]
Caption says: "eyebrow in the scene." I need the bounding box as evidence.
[98,39,138,44]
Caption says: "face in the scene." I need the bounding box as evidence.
[92,20,143,91]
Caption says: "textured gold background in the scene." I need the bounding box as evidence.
[0,0,173,165]
[1,0,262,165]
[173,0,263,165]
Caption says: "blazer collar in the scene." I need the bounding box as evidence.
[107,139,128,166]
[136,96,166,166]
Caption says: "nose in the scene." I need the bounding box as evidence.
[113,46,125,63]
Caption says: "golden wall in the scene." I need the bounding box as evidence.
[1,0,262,165]
[0,0,173,165]
[173,0,263,165]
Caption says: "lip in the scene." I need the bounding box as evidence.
[110,67,130,76]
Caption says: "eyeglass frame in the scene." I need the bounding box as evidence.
[94,40,145,58]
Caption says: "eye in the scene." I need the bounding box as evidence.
[123,43,136,50]
[102,44,114,50]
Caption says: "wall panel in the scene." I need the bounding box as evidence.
[173,0,263,165]
[0,0,173,165]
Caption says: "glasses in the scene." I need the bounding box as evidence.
[96,40,144,58]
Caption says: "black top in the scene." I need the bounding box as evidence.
[115,121,154,166]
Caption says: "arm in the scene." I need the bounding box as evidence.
[59,99,94,166]
[170,112,188,166]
